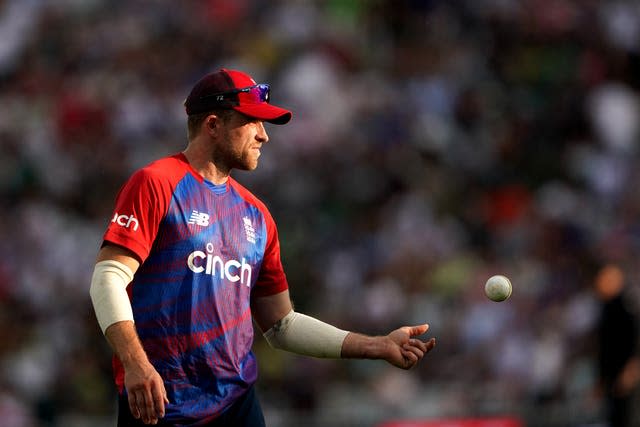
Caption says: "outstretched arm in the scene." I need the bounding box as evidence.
[341,324,436,370]
[252,291,436,369]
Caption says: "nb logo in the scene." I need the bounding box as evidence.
[188,210,210,227]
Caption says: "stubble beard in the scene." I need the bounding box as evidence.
[229,150,259,172]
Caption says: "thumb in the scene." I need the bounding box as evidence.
[407,324,429,337]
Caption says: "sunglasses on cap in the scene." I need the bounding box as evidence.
[199,83,270,107]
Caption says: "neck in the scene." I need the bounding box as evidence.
[182,139,230,185]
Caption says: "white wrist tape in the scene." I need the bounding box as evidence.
[263,310,349,358]
[90,260,135,334]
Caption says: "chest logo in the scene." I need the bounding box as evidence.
[187,242,252,287]
[243,216,256,243]
[188,210,210,227]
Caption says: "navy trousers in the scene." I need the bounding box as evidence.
[117,387,266,427]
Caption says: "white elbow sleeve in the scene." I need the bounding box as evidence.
[263,310,349,358]
[90,260,134,334]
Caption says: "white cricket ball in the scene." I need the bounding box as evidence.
[484,275,512,302]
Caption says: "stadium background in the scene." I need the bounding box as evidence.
[1,0,640,426]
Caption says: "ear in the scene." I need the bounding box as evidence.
[204,114,220,136]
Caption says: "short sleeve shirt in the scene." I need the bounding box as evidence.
[103,153,288,424]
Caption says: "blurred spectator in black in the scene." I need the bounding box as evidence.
[594,263,640,427]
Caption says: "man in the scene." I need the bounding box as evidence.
[90,68,436,426]
[594,263,640,427]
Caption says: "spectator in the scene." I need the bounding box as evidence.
[594,263,640,427]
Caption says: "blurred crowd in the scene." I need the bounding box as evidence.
[1,0,640,426]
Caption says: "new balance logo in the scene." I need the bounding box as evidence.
[188,210,210,226]
[243,216,256,243]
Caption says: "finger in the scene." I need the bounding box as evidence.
[426,337,436,351]
[141,388,158,424]
[407,338,428,352]
[136,392,154,424]
[407,324,429,337]
[135,390,155,424]
[152,381,167,418]
[401,349,419,367]
[403,343,425,359]
[128,393,141,419]
[402,347,419,361]
[136,392,151,424]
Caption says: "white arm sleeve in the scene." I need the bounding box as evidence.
[89,260,134,334]
[263,310,349,358]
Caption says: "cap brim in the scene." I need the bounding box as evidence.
[233,103,292,125]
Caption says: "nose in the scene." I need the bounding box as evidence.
[256,121,269,144]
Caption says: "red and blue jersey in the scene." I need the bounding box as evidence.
[102,153,288,425]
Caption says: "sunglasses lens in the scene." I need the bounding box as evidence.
[197,84,271,110]
[247,84,270,103]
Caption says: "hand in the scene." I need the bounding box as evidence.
[124,360,169,425]
[384,324,436,370]
[103,320,169,425]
